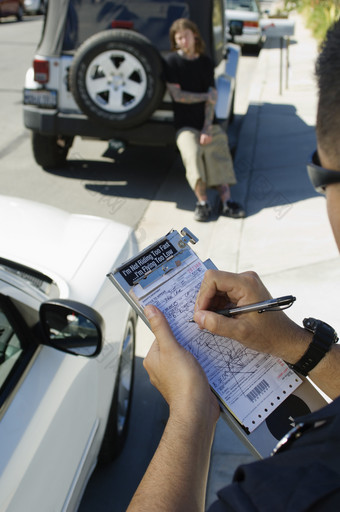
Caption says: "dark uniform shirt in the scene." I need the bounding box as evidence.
[208,396,340,511]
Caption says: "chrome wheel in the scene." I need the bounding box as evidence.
[69,29,165,128]
[85,50,147,114]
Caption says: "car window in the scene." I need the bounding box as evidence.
[0,296,38,408]
[63,0,190,52]
[226,0,259,12]
[0,306,24,389]
[212,0,225,61]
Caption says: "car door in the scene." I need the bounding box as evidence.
[0,291,100,512]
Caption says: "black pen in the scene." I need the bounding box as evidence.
[215,295,296,317]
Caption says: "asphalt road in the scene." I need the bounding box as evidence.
[0,16,177,229]
[0,14,258,512]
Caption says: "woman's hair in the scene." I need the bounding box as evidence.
[169,18,205,54]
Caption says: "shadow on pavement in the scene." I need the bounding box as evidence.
[45,102,318,219]
[45,143,179,204]
[232,102,318,217]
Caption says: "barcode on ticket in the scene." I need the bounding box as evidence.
[246,379,270,403]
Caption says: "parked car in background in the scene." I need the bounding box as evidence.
[225,0,265,50]
[0,0,24,20]
[0,195,137,511]
[23,0,240,169]
[24,0,47,15]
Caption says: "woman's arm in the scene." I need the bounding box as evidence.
[200,86,217,144]
[201,87,217,140]
[166,82,213,104]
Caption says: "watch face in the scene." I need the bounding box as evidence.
[303,317,338,342]
[303,317,318,332]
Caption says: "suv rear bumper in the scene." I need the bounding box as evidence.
[23,107,176,146]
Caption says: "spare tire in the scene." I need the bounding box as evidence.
[69,29,165,129]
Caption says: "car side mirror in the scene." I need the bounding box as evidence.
[39,299,103,357]
[229,20,243,37]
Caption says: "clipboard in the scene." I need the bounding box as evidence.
[108,227,328,458]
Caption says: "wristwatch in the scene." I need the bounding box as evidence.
[287,318,338,376]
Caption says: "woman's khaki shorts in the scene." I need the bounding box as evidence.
[176,125,237,190]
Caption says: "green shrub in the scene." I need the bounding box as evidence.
[284,0,340,42]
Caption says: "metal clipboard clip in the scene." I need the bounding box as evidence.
[178,227,198,246]
[132,228,199,289]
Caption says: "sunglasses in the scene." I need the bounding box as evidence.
[307,151,340,194]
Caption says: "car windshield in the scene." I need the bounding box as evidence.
[226,0,259,12]
[0,258,59,298]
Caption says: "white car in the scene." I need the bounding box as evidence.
[225,0,265,49]
[0,195,137,511]
[24,0,47,14]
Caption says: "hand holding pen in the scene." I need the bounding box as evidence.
[193,270,303,361]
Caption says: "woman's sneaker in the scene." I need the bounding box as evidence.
[221,200,245,218]
[194,201,212,222]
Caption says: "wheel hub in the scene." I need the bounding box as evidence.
[85,49,147,113]
[110,74,125,90]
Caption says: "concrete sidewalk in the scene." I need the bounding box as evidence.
[134,11,340,509]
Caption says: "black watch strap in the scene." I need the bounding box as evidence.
[287,318,338,376]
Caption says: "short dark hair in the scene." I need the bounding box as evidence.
[169,18,205,55]
[315,19,340,166]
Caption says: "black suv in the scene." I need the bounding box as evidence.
[23,0,239,169]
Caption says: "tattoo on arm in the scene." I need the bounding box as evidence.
[167,83,209,104]
[202,101,215,135]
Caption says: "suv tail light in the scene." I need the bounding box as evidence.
[111,20,134,29]
[33,59,49,84]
